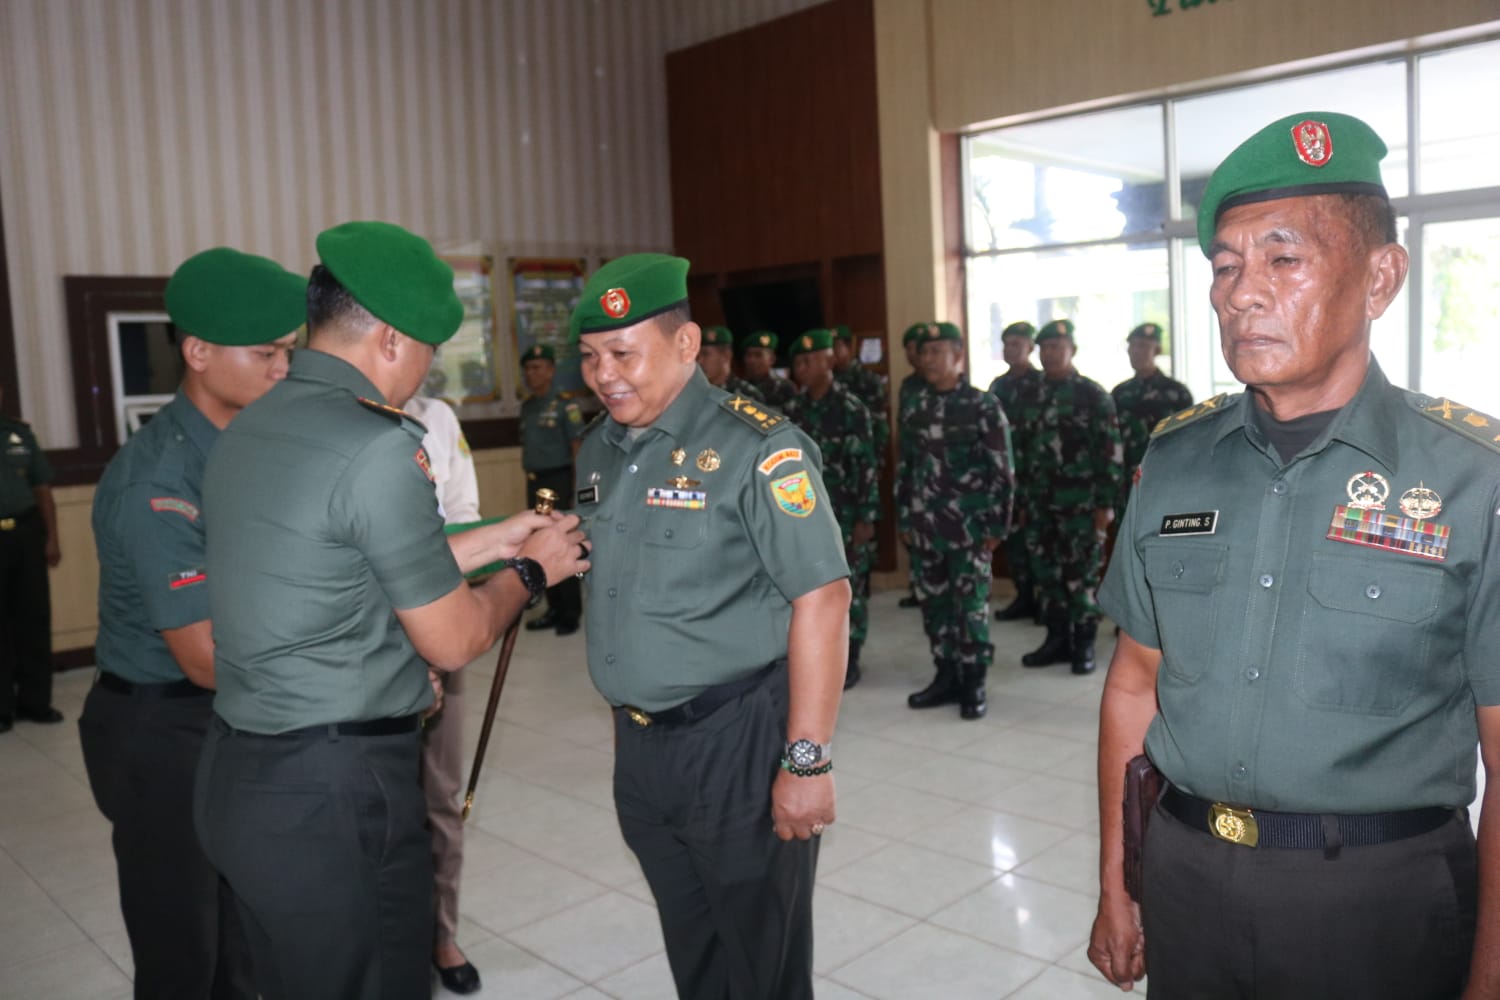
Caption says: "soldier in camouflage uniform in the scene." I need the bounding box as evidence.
[986,321,1043,622]
[896,323,933,609]
[783,329,879,690]
[896,323,1013,719]
[831,324,889,614]
[1012,319,1122,674]
[1110,322,1192,520]
[740,330,798,410]
[698,326,766,402]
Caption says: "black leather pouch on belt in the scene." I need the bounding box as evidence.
[1122,754,1162,904]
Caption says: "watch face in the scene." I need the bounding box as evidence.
[788,739,820,767]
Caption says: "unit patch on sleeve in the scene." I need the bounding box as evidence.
[770,471,817,517]
[168,568,207,590]
[415,447,435,482]
[758,448,803,477]
[150,497,200,522]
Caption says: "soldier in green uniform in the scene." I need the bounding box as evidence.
[697,324,766,402]
[740,329,799,409]
[519,342,586,635]
[194,221,588,999]
[783,328,879,690]
[831,324,888,621]
[570,253,850,1000]
[987,321,1042,622]
[82,247,304,999]
[897,322,1013,719]
[896,322,933,609]
[1013,319,1122,675]
[1090,112,1499,998]
[1110,322,1192,521]
[0,385,61,732]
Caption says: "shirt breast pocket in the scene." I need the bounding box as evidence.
[1295,550,1443,716]
[1142,540,1229,683]
[637,508,708,611]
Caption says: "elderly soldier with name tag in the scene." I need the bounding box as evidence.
[1090,112,1500,999]
[570,253,850,1000]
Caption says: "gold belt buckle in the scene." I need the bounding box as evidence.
[625,707,653,728]
[1208,802,1259,846]
[0,518,14,531]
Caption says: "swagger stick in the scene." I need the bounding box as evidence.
[462,488,557,821]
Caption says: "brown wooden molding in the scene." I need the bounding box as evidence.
[63,275,170,454]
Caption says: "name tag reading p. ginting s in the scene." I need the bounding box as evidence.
[1159,511,1219,536]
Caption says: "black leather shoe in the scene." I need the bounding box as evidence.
[994,593,1037,621]
[554,618,579,637]
[1022,613,1073,668]
[17,706,63,724]
[0,716,12,734]
[908,665,961,709]
[898,593,920,609]
[525,609,560,631]
[435,960,481,995]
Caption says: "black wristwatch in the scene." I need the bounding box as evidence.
[506,557,546,609]
[785,738,831,769]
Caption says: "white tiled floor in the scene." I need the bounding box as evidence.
[0,590,1133,999]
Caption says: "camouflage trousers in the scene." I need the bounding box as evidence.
[909,534,993,669]
[1023,507,1104,624]
[844,535,874,644]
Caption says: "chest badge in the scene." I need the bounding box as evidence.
[1398,482,1442,520]
[696,449,721,472]
[1346,470,1389,510]
[669,448,686,467]
[667,475,701,490]
[589,470,601,484]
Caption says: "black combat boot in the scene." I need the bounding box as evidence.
[898,591,920,608]
[908,661,961,709]
[994,589,1037,621]
[844,639,863,690]
[1021,611,1073,667]
[1071,622,1098,675]
[958,663,988,720]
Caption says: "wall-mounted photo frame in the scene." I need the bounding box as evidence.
[511,258,586,395]
[423,255,498,404]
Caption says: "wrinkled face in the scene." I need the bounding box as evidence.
[1001,333,1033,369]
[578,317,699,428]
[742,346,775,380]
[1209,196,1392,399]
[199,333,297,410]
[696,343,733,385]
[522,358,555,396]
[918,340,964,389]
[1126,336,1159,375]
[791,349,834,392]
[1038,337,1075,378]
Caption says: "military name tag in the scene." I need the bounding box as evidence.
[1159,511,1218,536]
[646,486,706,510]
[1327,504,1450,562]
[576,485,599,505]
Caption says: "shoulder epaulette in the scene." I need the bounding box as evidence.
[720,394,788,435]
[356,396,427,434]
[1151,393,1232,437]
[579,410,608,438]
[1410,395,1500,454]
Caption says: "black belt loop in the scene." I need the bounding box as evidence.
[1321,813,1343,860]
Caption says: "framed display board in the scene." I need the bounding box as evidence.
[422,255,498,403]
[510,257,587,395]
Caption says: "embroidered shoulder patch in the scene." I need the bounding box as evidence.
[758,448,803,477]
[1410,395,1500,455]
[1151,393,1232,437]
[150,497,200,521]
[168,568,206,590]
[415,447,435,482]
[721,395,787,435]
[771,471,816,517]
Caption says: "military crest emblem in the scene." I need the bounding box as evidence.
[1399,483,1442,520]
[601,287,631,319]
[1346,470,1389,510]
[1291,119,1333,167]
[770,471,817,517]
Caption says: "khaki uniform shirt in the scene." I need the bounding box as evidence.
[204,350,462,733]
[575,369,848,711]
[1101,362,1500,813]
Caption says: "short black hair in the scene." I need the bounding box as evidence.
[1338,193,1398,250]
[652,303,692,335]
[306,264,375,334]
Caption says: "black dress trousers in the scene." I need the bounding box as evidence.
[0,509,53,717]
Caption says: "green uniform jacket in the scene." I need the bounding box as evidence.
[574,369,849,711]
[748,373,798,411]
[204,350,462,732]
[0,414,50,516]
[520,388,585,472]
[1101,362,1500,813]
[1111,370,1193,509]
[782,382,880,536]
[1012,371,1122,513]
[92,393,218,683]
[895,383,1013,543]
[835,361,890,459]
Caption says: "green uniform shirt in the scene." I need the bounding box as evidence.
[204,350,463,733]
[92,393,218,684]
[748,373,798,410]
[520,388,585,472]
[1100,362,1500,813]
[1111,370,1193,511]
[575,368,848,711]
[782,382,880,535]
[1,415,51,516]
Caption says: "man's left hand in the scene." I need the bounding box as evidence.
[771,769,835,841]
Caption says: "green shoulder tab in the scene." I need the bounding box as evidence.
[721,394,788,435]
[578,410,608,439]
[356,396,427,436]
[1410,394,1500,454]
[1151,393,1231,438]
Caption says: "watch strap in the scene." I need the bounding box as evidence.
[506,556,546,609]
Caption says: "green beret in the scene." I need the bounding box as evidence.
[315,221,463,345]
[831,324,853,342]
[165,247,307,346]
[1036,319,1076,344]
[570,253,689,342]
[788,329,834,357]
[1001,321,1036,341]
[917,322,962,345]
[744,330,779,352]
[700,325,734,348]
[1128,322,1163,342]
[903,322,934,345]
[522,343,555,363]
[1197,111,1389,255]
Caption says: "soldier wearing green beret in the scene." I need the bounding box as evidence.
[1109,322,1192,524]
[740,329,799,409]
[570,253,850,1000]
[1012,319,1122,675]
[1091,112,1495,998]
[987,321,1043,621]
[81,246,305,998]
[831,324,889,629]
[897,321,1014,719]
[896,323,935,609]
[696,324,766,403]
[195,222,589,997]
[783,329,879,689]
[519,342,586,636]
[0,384,59,734]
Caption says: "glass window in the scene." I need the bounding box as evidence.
[1420,216,1500,411]
[1418,41,1500,194]
[967,104,1166,252]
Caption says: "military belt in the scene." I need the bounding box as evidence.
[617,659,783,729]
[1160,784,1453,849]
[0,506,38,531]
[97,672,210,699]
[213,713,421,739]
